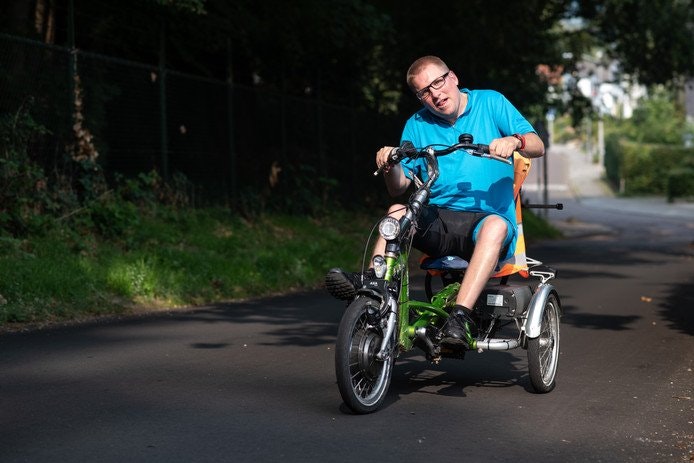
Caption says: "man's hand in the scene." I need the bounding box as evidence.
[375,145,411,196]
[489,133,545,159]
[376,146,397,173]
[488,136,521,159]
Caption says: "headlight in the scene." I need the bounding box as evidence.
[372,255,387,278]
[378,217,400,240]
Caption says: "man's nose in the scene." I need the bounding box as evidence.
[430,87,444,99]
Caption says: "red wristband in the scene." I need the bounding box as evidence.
[512,133,526,151]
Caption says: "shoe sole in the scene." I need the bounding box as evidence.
[325,272,356,300]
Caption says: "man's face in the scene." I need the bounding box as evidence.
[411,65,461,122]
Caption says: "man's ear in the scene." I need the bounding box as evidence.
[449,70,460,86]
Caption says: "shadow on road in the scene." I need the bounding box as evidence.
[377,349,532,411]
[560,311,641,331]
[661,280,694,336]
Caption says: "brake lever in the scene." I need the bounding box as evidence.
[373,154,397,176]
[486,153,513,165]
[466,148,513,165]
[373,147,413,176]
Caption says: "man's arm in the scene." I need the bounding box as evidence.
[515,132,545,158]
[376,146,412,197]
[489,132,545,159]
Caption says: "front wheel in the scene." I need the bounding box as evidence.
[527,294,560,393]
[335,297,395,414]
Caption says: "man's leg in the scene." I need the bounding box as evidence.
[325,203,406,300]
[370,203,407,261]
[455,215,509,308]
[443,215,510,344]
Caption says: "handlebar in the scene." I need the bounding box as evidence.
[373,133,512,176]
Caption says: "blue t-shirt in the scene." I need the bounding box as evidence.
[400,88,534,231]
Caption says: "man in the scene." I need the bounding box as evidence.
[326,55,544,345]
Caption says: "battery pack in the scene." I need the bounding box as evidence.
[476,284,532,317]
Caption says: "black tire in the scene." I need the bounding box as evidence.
[527,294,560,393]
[335,297,395,414]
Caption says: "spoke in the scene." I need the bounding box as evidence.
[539,311,557,380]
[541,348,551,371]
[354,376,367,396]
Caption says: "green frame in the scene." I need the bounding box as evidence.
[385,251,460,351]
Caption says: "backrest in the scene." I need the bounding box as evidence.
[513,153,531,198]
[492,153,532,278]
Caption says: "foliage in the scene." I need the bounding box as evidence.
[604,138,694,195]
[152,0,207,15]
[0,197,561,327]
[365,0,575,118]
[0,101,146,238]
[3,0,693,120]
[602,88,694,196]
[603,132,622,187]
[607,87,690,145]
[0,208,377,325]
[574,0,694,86]
[522,207,562,240]
[0,100,53,235]
[1,0,585,118]
[0,102,192,242]
[236,163,340,219]
[666,167,694,202]
[551,113,580,144]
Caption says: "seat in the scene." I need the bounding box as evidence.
[420,153,532,299]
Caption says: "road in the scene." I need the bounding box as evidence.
[1,145,692,462]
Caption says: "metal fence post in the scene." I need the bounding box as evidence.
[67,0,76,123]
[226,38,237,206]
[158,18,169,180]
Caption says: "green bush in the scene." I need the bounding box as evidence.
[601,87,694,196]
[603,137,694,195]
[667,167,694,202]
[0,101,52,236]
[603,132,622,187]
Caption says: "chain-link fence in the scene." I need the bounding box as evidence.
[0,33,402,211]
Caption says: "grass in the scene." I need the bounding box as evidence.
[0,206,559,330]
[0,208,377,328]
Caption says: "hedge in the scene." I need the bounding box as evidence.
[604,135,694,198]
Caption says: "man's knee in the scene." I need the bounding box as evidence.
[387,203,406,218]
[477,215,510,244]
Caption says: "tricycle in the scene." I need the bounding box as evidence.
[331,134,562,414]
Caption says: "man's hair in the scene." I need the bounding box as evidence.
[406,55,449,90]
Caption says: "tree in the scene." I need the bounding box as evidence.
[366,0,575,118]
[1,0,603,118]
[575,0,694,86]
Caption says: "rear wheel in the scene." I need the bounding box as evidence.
[527,294,560,393]
[335,297,394,414]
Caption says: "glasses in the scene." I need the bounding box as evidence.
[415,71,451,100]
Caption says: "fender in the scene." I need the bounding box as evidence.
[355,279,396,309]
[523,283,561,338]
[355,286,386,302]
[353,286,398,361]
[353,285,394,325]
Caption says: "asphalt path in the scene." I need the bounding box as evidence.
[1,150,693,462]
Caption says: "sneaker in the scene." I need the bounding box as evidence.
[325,268,374,300]
[442,308,478,347]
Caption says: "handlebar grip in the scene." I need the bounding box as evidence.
[373,147,399,176]
[373,142,417,176]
